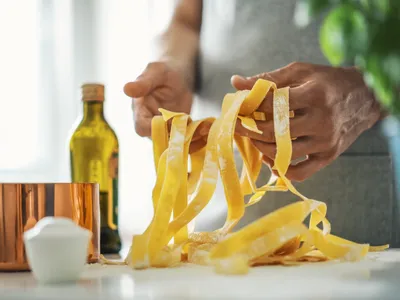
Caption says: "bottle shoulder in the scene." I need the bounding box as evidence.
[73,119,115,133]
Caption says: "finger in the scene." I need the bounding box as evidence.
[261,155,279,177]
[231,75,258,90]
[133,100,153,137]
[284,114,367,182]
[235,119,271,142]
[233,62,315,93]
[192,121,212,141]
[233,63,304,91]
[124,62,167,98]
[263,62,316,87]
[231,70,304,94]
[251,140,275,159]
[166,120,211,142]
[257,81,314,114]
[235,114,312,143]
[264,65,297,87]
[189,138,207,154]
[285,155,329,182]
[252,137,319,162]
[262,155,274,168]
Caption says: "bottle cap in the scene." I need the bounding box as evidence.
[81,83,105,102]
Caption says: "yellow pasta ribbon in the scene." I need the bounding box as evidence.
[123,79,389,274]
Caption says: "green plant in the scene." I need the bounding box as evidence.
[295,0,400,115]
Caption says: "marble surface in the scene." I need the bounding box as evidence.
[1,251,400,300]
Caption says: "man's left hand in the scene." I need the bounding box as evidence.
[232,62,384,181]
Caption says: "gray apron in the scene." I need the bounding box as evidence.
[191,0,396,246]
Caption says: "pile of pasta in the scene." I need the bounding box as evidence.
[123,79,388,274]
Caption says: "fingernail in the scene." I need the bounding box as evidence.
[231,75,246,81]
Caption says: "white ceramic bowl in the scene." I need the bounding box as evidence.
[23,217,92,284]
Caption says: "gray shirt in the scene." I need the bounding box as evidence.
[192,0,397,246]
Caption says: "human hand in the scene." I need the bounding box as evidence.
[124,62,208,153]
[232,62,383,181]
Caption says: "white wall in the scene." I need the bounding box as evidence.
[0,0,177,257]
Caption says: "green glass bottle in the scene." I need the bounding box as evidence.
[70,83,121,254]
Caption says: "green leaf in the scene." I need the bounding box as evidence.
[364,54,395,108]
[383,54,400,85]
[367,17,400,85]
[319,4,369,65]
[360,0,391,20]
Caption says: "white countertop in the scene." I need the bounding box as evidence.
[1,251,400,300]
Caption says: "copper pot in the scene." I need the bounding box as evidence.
[0,183,100,271]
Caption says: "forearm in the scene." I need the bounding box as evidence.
[157,22,200,89]
[152,0,202,90]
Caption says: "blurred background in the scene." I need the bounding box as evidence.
[2,0,398,260]
[0,0,174,256]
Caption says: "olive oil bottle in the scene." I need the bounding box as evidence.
[70,83,121,254]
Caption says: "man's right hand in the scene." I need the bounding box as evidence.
[124,61,209,153]
[124,61,193,137]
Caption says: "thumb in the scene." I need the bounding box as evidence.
[231,75,258,91]
[124,62,167,98]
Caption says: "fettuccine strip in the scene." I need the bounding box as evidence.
[122,79,388,274]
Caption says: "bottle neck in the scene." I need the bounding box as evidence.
[83,101,105,122]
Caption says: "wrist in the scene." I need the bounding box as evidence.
[351,65,390,121]
[160,56,197,91]
[153,22,199,92]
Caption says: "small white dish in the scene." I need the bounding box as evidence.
[23,217,92,284]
